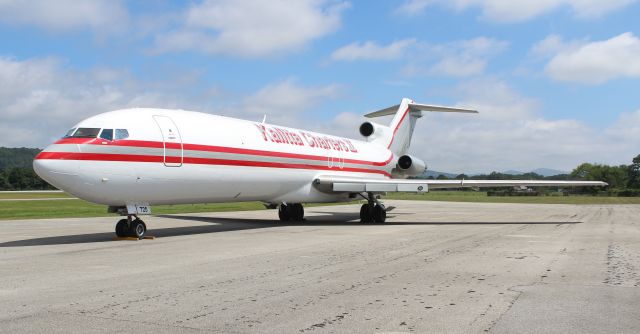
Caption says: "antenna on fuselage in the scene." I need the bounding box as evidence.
[261,114,267,124]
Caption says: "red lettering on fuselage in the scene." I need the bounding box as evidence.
[255,124,358,153]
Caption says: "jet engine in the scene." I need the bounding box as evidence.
[397,155,426,176]
[359,120,392,137]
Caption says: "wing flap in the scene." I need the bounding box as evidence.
[315,176,429,193]
[315,176,606,193]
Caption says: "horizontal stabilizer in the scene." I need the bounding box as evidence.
[408,103,477,114]
[365,103,477,118]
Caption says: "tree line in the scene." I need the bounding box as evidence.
[421,154,640,195]
[0,147,54,190]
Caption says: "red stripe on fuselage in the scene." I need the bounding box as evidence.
[35,152,392,177]
[52,138,394,166]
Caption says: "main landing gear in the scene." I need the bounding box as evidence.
[115,215,147,239]
[278,203,304,222]
[360,192,387,224]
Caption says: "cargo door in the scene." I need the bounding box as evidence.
[153,115,183,167]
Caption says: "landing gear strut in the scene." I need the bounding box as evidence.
[360,192,386,224]
[115,215,147,239]
[278,203,304,222]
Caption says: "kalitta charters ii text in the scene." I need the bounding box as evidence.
[255,124,358,152]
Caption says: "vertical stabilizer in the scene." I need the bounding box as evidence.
[364,98,477,156]
[386,98,419,155]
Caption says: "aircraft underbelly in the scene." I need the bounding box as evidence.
[71,161,358,205]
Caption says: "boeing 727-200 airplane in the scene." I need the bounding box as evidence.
[33,98,606,238]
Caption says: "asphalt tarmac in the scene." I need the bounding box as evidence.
[1,200,639,333]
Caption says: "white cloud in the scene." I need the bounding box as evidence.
[0,57,212,147]
[331,37,506,77]
[396,0,636,22]
[154,0,348,57]
[531,34,567,57]
[542,32,640,84]
[429,58,486,77]
[0,0,129,32]
[288,79,638,173]
[234,79,343,125]
[605,109,640,141]
[331,39,417,61]
[0,57,345,147]
[1,56,636,173]
[281,79,636,172]
[453,78,537,120]
[364,79,637,172]
[402,37,508,77]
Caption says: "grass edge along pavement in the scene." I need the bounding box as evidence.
[1,191,640,220]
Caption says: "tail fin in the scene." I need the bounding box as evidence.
[364,98,477,155]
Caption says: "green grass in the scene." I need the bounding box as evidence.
[1,190,639,220]
[384,191,640,205]
[0,199,266,220]
[0,191,74,199]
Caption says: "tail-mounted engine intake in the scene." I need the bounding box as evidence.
[397,155,426,176]
[359,121,392,143]
[359,122,374,137]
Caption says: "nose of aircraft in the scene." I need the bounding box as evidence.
[33,145,80,191]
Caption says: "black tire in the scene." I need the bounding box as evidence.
[115,219,128,237]
[129,219,146,239]
[373,204,386,223]
[360,204,372,223]
[290,203,304,221]
[278,204,290,221]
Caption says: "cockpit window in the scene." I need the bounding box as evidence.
[63,128,77,138]
[99,129,113,141]
[115,129,129,140]
[70,128,101,138]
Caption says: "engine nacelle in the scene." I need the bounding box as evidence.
[359,121,374,137]
[397,155,426,176]
[359,121,392,142]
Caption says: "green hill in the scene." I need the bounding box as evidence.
[0,147,42,169]
[0,147,54,190]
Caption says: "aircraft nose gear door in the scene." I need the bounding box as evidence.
[153,115,183,167]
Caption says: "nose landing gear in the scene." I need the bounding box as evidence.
[115,215,147,239]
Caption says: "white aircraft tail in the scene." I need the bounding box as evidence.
[363,98,477,155]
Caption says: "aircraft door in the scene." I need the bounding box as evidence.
[327,144,344,170]
[153,115,183,167]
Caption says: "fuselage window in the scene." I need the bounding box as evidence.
[115,129,129,140]
[63,128,77,138]
[100,129,114,141]
[71,128,101,138]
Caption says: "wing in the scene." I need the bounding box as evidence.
[314,175,607,193]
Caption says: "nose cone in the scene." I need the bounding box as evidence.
[33,145,79,191]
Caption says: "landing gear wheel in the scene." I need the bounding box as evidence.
[278,204,290,222]
[279,203,304,222]
[373,204,386,223]
[115,219,128,237]
[290,203,304,221]
[129,219,147,239]
[360,204,373,223]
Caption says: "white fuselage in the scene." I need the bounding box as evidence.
[34,108,397,206]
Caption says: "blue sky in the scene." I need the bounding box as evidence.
[0,0,639,173]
